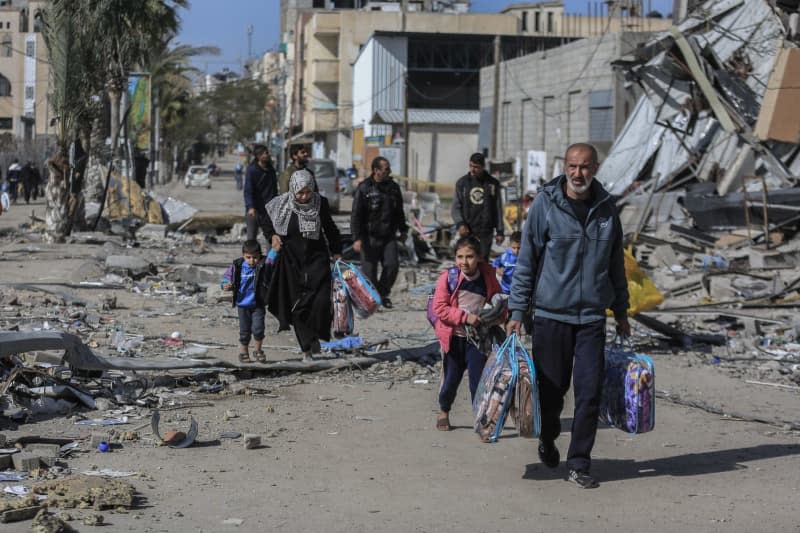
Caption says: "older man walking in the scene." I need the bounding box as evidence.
[507,143,630,489]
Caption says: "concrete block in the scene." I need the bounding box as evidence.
[649,244,679,268]
[166,264,218,284]
[12,452,42,471]
[136,224,167,241]
[105,255,155,279]
[707,276,737,299]
[24,443,60,457]
[243,434,261,450]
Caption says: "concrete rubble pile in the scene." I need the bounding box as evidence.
[595,0,800,393]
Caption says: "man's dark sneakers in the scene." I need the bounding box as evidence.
[382,297,393,309]
[538,440,560,468]
[568,469,599,489]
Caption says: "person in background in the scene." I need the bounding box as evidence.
[7,159,21,204]
[350,156,408,309]
[279,146,314,194]
[243,144,278,243]
[506,143,630,489]
[491,230,522,295]
[451,152,504,260]
[235,161,245,191]
[264,170,342,363]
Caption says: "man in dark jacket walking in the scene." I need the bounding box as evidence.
[451,152,504,259]
[244,145,278,242]
[351,156,408,309]
[507,143,630,489]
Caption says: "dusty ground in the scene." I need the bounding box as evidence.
[1,159,799,533]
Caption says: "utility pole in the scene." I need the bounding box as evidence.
[247,24,254,59]
[490,35,501,160]
[403,72,409,180]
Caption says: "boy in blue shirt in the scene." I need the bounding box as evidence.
[491,231,522,294]
[221,240,276,363]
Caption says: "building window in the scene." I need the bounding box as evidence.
[0,74,10,96]
[33,11,43,32]
[534,11,540,32]
[589,90,613,142]
[25,85,33,99]
[547,12,554,33]
[0,117,11,130]
[521,11,528,32]
[25,40,34,57]
[1,34,10,57]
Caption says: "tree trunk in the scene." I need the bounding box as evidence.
[109,88,121,156]
[44,154,72,243]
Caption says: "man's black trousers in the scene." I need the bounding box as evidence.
[360,239,399,298]
[532,315,606,473]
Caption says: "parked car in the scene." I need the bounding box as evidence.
[307,158,340,213]
[184,165,211,189]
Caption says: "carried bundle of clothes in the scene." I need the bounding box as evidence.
[332,260,382,335]
[473,333,541,443]
[332,274,354,337]
[600,339,655,434]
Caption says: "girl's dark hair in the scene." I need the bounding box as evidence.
[454,235,481,256]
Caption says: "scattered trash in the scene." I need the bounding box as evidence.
[150,410,198,448]
[81,469,138,478]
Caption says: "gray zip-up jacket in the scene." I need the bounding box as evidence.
[509,175,628,324]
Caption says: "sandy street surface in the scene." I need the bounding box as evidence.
[0,158,799,533]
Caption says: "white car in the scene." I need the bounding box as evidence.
[184,165,211,189]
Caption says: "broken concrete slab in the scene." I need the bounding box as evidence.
[165,264,219,284]
[136,224,167,241]
[104,255,156,279]
[12,451,42,471]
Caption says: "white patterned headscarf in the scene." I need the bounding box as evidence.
[266,169,321,239]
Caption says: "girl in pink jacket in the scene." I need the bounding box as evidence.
[431,235,505,431]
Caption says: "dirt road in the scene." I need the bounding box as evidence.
[1,160,798,532]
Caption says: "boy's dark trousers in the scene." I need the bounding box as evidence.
[532,316,605,473]
[238,306,266,345]
[438,336,486,412]
[360,239,399,298]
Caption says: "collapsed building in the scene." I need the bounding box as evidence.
[600,0,800,236]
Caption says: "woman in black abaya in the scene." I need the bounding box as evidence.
[264,170,342,361]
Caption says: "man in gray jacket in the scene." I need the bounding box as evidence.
[507,143,630,489]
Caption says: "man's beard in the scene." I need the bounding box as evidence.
[567,177,592,195]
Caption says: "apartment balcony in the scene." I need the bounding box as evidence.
[311,59,339,85]
[305,108,339,132]
[310,13,340,36]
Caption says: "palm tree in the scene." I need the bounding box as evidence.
[40,0,187,240]
[72,0,188,156]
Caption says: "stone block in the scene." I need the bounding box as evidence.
[12,452,42,471]
[105,255,155,279]
[243,434,261,450]
[24,443,60,457]
[136,224,168,241]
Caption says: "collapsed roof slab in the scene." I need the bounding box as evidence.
[598,95,665,196]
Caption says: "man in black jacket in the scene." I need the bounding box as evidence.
[243,145,278,242]
[451,152,504,260]
[351,157,408,309]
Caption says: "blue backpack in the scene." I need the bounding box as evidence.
[426,266,460,327]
